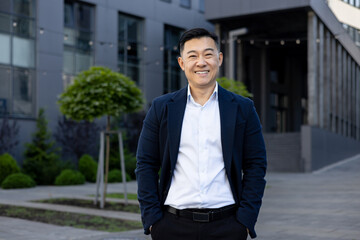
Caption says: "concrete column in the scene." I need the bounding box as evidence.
[347,56,351,137]
[346,55,353,137]
[342,50,346,136]
[331,38,337,133]
[319,22,325,129]
[260,48,267,129]
[307,11,318,126]
[355,66,360,141]
[351,61,356,139]
[325,29,331,130]
[337,44,342,134]
[301,125,312,172]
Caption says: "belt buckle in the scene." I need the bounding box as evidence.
[192,212,211,222]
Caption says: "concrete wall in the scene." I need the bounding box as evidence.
[301,125,360,171]
[263,133,302,172]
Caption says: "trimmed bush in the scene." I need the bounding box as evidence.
[78,154,97,182]
[22,109,62,185]
[108,169,131,183]
[54,169,85,186]
[0,153,20,184]
[1,173,36,189]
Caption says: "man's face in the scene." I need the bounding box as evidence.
[178,37,223,90]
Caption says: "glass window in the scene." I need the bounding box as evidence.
[163,25,184,93]
[75,51,92,73]
[13,36,35,68]
[64,2,75,27]
[0,0,11,13]
[180,0,191,8]
[63,1,94,85]
[356,0,360,7]
[76,4,93,31]
[13,68,34,115]
[0,34,11,65]
[0,66,11,100]
[0,13,11,33]
[118,13,143,84]
[64,27,77,46]
[12,16,35,37]
[349,0,355,6]
[199,0,205,12]
[63,48,75,74]
[0,0,35,117]
[13,0,34,17]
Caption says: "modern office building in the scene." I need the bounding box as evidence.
[0,0,212,162]
[205,0,360,171]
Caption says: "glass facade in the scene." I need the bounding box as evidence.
[0,0,35,117]
[199,0,205,13]
[342,23,360,49]
[63,0,94,88]
[180,0,191,8]
[118,13,143,84]
[163,25,183,93]
[342,0,360,8]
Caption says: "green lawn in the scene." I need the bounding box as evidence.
[0,204,142,232]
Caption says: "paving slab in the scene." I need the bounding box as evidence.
[1,155,360,240]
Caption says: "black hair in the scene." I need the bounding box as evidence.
[178,28,219,55]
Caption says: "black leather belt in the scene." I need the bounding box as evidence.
[165,205,237,222]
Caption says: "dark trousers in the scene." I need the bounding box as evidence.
[151,211,248,240]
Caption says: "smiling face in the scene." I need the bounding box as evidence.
[178,37,223,91]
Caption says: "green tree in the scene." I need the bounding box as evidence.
[22,108,62,185]
[57,66,144,203]
[217,77,253,98]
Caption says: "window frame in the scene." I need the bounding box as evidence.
[180,0,191,9]
[117,12,144,85]
[63,0,95,86]
[0,0,36,118]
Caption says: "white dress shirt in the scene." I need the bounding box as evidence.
[164,83,235,209]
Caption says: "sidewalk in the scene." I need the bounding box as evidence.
[1,154,360,240]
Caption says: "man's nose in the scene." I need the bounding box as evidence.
[196,56,206,66]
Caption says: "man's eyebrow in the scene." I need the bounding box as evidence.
[186,48,215,55]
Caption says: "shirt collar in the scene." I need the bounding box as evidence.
[187,82,218,104]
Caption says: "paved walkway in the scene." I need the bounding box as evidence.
[1,154,360,240]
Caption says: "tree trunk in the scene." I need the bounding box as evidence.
[103,115,111,206]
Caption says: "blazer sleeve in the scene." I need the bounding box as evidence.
[135,101,163,235]
[236,100,267,239]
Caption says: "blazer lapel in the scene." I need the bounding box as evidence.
[218,86,237,175]
[167,87,187,171]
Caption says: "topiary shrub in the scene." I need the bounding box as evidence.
[1,173,36,189]
[108,169,131,183]
[0,153,20,184]
[54,169,85,186]
[78,154,97,182]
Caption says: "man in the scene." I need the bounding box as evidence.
[136,28,266,240]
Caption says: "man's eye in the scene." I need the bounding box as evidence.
[189,55,196,58]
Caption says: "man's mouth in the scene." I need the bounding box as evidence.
[195,71,209,74]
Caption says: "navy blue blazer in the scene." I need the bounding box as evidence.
[136,85,267,238]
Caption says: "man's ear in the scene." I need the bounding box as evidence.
[218,52,223,67]
[178,56,185,71]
